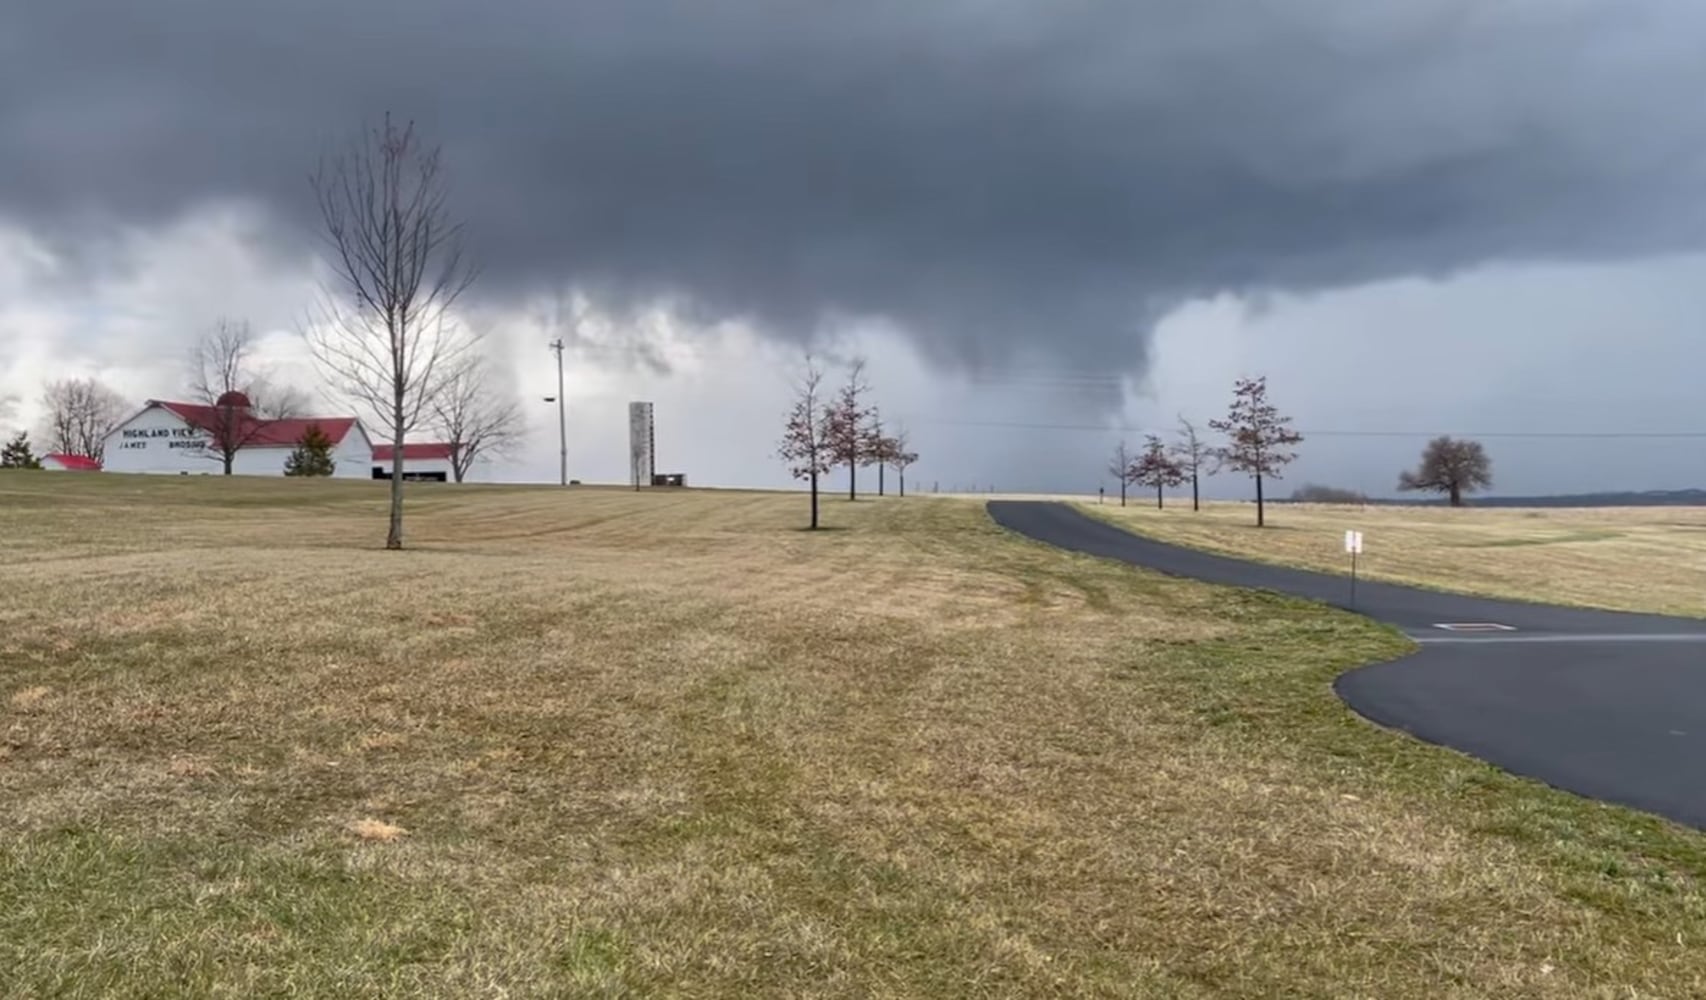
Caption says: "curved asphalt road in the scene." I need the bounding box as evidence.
[988,501,1706,829]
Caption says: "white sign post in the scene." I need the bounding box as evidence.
[1344,530,1364,606]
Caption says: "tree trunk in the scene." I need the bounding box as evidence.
[1192,472,1199,512]
[848,460,856,501]
[387,401,405,550]
[878,462,885,496]
[1255,473,1265,527]
[1449,482,1462,507]
[1156,483,1164,509]
[809,469,819,529]
[1120,481,1127,507]
[899,470,905,498]
[222,452,234,475]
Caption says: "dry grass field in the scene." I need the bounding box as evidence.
[3,474,1706,997]
[1086,498,1706,617]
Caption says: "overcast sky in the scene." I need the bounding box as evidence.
[4,0,1706,496]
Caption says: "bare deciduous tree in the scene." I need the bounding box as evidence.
[824,358,874,501]
[1171,415,1209,512]
[778,355,833,529]
[1131,434,1186,509]
[1108,439,1136,507]
[40,377,128,463]
[863,407,894,496]
[1209,375,1303,527]
[190,318,307,474]
[1398,436,1492,507]
[310,112,477,549]
[431,355,524,484]
[889,425,918,498]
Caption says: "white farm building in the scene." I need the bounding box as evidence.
[100,394,457,480]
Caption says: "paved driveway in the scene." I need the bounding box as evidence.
[989,500,1706,828]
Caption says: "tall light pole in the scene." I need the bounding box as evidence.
[548,338,566,486]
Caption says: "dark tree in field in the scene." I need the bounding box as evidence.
[824,358,874,500]
[1398,436,1492,507]
[1,431,41,469]
[1130,434,1186,509]
[283,424,338,477]
[190,319,308,474]
[889,426,918,498]
[1107,440,1136,506]
[1209,376,1303,527]
[432,354,524,484]
[1171,415,1209,512]
[778,356,834,529]
[310,112,476,549]
[40,377,128,463]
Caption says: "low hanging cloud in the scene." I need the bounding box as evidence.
[3,0,1705,379]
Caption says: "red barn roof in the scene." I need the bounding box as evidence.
[152,401,360,447]
[43,454,101,471]
[373,443,455,462]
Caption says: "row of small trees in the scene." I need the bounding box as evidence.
[1112,376,1494,525]
[1109,376,1302,526]
[778,357,920,529]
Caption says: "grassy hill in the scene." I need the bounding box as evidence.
[2,473,1705,996]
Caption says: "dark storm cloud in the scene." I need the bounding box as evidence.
[4,0,1705,374]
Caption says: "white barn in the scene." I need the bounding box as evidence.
[102,395,374,478]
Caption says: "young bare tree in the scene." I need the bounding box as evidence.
[40,377,128,463]
[1209,375,1303,527]
[190,318,308,474]
[1107,439,1136,507]
[310,112,476,549]
[824,358,874,501]
[778,356,833,529]
[863,407,894,496]
[1171,415,1209,512]
[1131,434,1186,509]
[431,355,523,484]
[1399,436,1492,507]
[889,425,918,498]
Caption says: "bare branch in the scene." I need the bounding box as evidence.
[430,353,525,483]
[39,377,128,463]
[186,318,310,473]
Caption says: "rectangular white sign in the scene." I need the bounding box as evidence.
[1344,530,1364,554]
